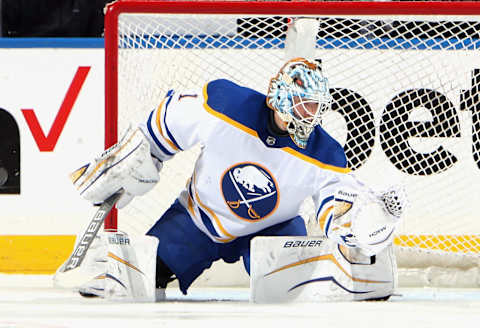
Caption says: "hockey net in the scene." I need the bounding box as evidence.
[104,0,480,287]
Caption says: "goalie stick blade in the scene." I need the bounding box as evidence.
[58,190,124,274]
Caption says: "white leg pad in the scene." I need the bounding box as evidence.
[53,234,107,289]
[79,232,159,302]
[250,236,397,303]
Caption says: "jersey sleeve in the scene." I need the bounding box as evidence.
[138,88,213,162]
[311,175,339,237]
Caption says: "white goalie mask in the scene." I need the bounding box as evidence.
[266,58,332,148]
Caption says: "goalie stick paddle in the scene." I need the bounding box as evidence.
[59,189,124,273]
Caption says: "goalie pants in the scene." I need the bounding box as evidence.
[147,199,307,294]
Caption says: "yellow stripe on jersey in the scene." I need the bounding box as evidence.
[265,254,388,283]
[282,147,351,174]
[187,193,235,243]
[202,84,259,139]
[192,171,236,242]
[155,98,180,152]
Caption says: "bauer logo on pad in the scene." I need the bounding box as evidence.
[220,162,278,221]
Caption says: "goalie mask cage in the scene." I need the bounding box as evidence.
[104,0,480,287]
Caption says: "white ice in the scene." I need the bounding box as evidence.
[1,274,480,328]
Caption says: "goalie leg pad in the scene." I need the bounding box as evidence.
[250,236,397,303]
[347,244,397,301]
[53,233,108,289]
[78,232,160,302]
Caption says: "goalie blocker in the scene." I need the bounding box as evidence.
[250,236,397,303]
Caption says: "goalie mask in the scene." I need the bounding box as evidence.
[267,57,332,148]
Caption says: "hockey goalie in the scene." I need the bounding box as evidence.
[55,56,407,303]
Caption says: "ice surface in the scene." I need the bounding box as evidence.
[1,275,480,327]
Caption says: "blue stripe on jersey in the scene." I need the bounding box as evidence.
[187,180,195,200]
[317,195,334,218]
[163,91,183,151]
[188,180,220,238]
[147,110,175,156]
[205,79,348,169]
[198,207,221,238]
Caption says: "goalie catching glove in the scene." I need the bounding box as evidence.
[70,126,162,208]
[323,178,408,256]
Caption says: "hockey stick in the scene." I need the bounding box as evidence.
[58,189,124,273]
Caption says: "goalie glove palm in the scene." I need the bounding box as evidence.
[70,126,161,208]
[325,181,407,256]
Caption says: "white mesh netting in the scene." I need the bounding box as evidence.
[106,1,480,285]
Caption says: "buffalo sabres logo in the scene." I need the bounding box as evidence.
[221,162,279,221]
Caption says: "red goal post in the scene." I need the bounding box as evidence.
[104,0,480,286]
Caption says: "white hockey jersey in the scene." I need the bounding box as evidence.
[139,79,351,243]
